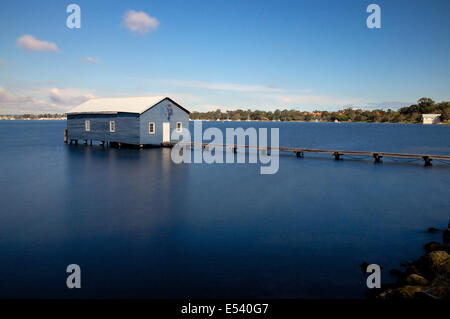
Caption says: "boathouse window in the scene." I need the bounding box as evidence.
[149,122,155,134]
[85,120,90,132]
[176,122,182,132]
[109,121,115,133]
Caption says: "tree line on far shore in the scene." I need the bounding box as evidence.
[190,98,450,123]
[3,97,449,123]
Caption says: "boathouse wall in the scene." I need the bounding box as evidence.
[139,99,190,145]
[67,113,140,144]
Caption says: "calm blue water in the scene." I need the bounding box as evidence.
[0,120,449,298]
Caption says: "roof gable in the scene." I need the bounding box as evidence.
[142,97,190,115]
[66,96,189,115]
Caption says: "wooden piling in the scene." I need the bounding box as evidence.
[333,152,340,160]
[64,129,68,143]
[373,153,383,163]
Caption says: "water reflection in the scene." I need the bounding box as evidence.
[0,121,449,298]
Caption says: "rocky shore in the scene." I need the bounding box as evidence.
[373,221,450,299]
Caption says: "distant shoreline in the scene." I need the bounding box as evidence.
[1,118,449,125]
[192,119,450,125]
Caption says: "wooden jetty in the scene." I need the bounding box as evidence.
[163,141,450,167]
[64,128,450,166]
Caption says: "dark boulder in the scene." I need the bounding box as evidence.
[424,241,445,253]
[416,251,449,278]
[427,227,440,233]
[444,228,450,245]
[405,274,429,286]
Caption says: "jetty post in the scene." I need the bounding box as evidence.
[373,153,383,163]
[423,156,432,166]
[333,152,341,160]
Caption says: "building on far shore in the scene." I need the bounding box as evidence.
[422,114,441,125]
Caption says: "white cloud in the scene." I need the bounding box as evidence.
[147,78,362,111]
[164,79,286,93]
[266,93,359,106]
[84,56,100,63]
[0,86,95,114]
[187,93,361,112]
[0,86,30,103]
[48,88,95,106]
[16,35,59,52]
[0,86,59,113]
[136,77,372,111]
[123,10,159,35]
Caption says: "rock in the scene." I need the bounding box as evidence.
[373,221,450,300]
[403,265,421,278]
[405,274,429,286]
[393,285,424,299]
[414,290,440,299]
[442,259,450,274]
[424,241,444,253]
[427,227,440,233]
[377,289,392,300]
[428,251,449,272]
[444,228,450,245]
[417,251,449,277]
[428,284,450,299]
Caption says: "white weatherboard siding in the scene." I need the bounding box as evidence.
[66,96,169,114]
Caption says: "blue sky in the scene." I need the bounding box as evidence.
[0,0,449,113]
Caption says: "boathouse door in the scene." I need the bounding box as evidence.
[162,122,170,142]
